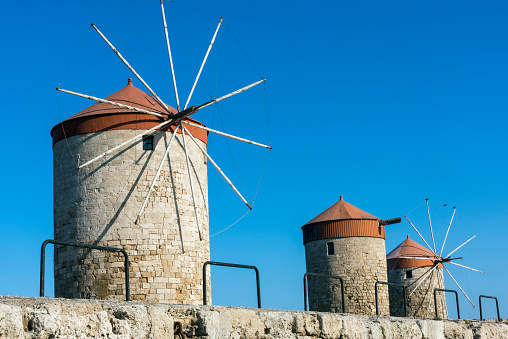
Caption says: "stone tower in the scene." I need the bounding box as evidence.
[302,196,390,315]
[387,236,447,318]
[51,79,210,304]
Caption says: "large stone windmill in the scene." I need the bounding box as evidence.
[51,1,270,304]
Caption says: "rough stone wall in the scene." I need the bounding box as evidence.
[388,266,447,318]
[1,296,507,339]
[53,129,210,304]
[304,237,389,315]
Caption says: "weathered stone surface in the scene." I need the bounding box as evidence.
[53,129,210,305]
[1,296,507,338]
[305,237,390,316]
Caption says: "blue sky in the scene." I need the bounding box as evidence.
[1,0,507,320]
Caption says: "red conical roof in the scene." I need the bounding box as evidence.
[387,235,440,270]
[305,195,379,225]
[67,78,177,120]
[51,79,207,146]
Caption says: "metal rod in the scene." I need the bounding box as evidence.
[183,121,271,149]
[444,235,476,259]
[440,207,456,257]
[304,273,345,313]
[479,295,501,321]
[434,288,460,319]
[57,87,167,118]
[91,23,171,114]
[182,123,202,240]
[449,261,484,274]
[197,79,266,110]
[77,106,199,170]
[135,125,180,224]
[426,199,437,253]
[184,18,223,110]
[41,239,130,301]
[202,261,260,308]
[409,264,438,297]
[183,125,252,209]
[443,265,475,307]
[160,0,180,111]
[374,281,406,317]
[404,215,436,255]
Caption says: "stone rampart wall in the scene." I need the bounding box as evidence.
[1,297,506,339]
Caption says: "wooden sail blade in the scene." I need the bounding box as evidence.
[57,87,167,118]
[197,79,266,110]
[91,23,172,114]
[183,121,271,149]
[444,265,475,307]
[182,124,203,240]
[426,199,437,253]
[182,125,252,210]
[183,17,223,110]
[135,125,180,224]
[439,207,456,257]
[448,262,484,274]
[160,0,180,111]
[408,264,438,297]
[404,215,437,255]
[444,235,476,259]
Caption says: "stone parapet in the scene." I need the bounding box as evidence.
[1,296,507,338]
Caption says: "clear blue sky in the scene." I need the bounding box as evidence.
[1,0,507,320]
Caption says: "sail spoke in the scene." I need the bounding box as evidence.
[444,235,476,259]
[184,18,223,110]
[57,88,168,118]
[443,265,475,307]
[196,79,266,110]
[449,262,484,274]
[426,199,437,253]
[182,125,252,210]
[404,215,436,255]
[439,207,456,257]
[91,23,172,114]
[182,121,271,149]
[409,264,438,297]
[135,125,180,224]
[160,0,180,111]
[182,123,203,240]
[425,268,437,318]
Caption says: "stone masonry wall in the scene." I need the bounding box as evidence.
[305,237,389,316]
[388,266,447,318]
[53,129,210,304]
[1,296,507,339]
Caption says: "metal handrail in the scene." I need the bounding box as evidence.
[202,261,261,308]
[303,272,345,313]
[375,281,407,317]
[479,295,501,321]
[434,288,459,319]
[40,239,130,301]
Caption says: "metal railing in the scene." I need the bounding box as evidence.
[375,281,406,317]
[202,261,261,308]
[434,288,459,319]
[479,295,500,321]
[303,273,345,313]
[40,239,130,301]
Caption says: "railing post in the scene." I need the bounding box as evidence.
[202,261,261,308]
[479,295,501,321]
[40,239,130,301]
[375,281,406,317]
[303,272,345,313]
[434,289,460,319]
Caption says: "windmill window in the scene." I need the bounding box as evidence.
[143,136,154,150]
[406,270,412,279]
[327,242,335,255]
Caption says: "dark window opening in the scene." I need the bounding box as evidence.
[143,136,154,150]
[327,242,335,255]
[406,270,412,279]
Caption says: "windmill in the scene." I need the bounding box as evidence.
[389,199,484,318]
[51,1,270,303]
